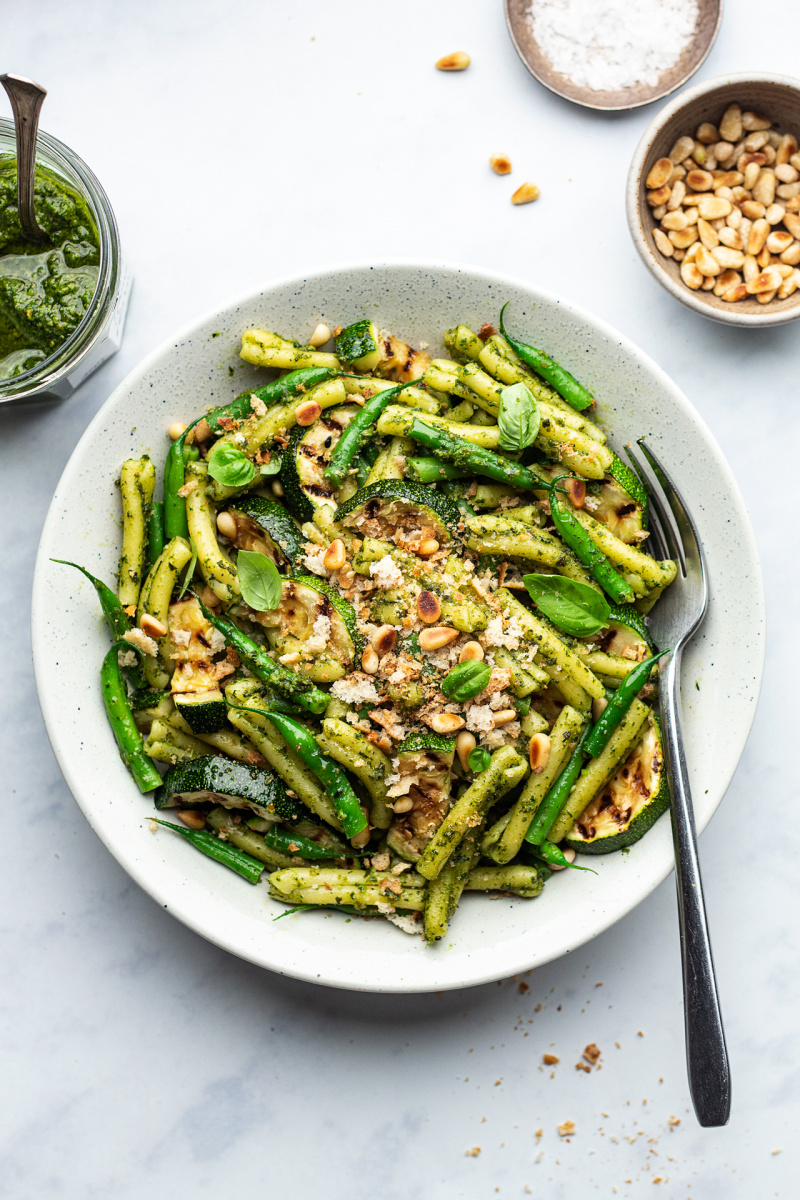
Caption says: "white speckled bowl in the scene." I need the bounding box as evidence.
[31,262,765,993]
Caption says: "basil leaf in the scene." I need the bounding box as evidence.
[207,443,256,488]
[467,747,492,773]
[522,573,610,637]
[177,538,198,601]
[498,382,540,452]
[237,550,282,612]
[259,453,282,477]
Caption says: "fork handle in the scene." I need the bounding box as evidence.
[660,649,731,1127]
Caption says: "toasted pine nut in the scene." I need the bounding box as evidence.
[653,228,674,257]
[740,199,765,220]
[756,289,778,304]
[529,733,551,774]
[216,511,237,539]
[701,274,715,291]
[140,613,168,639]
[784,212,800,239]
[392,797,415,814]
[419,626,459,651]
[696,245,721,277]
[200,585,220,608]
[177,810,206,830]
[696,122,719,144]
[712,246,745,270]
[669,136,695,164]
[372,625,397,656]
[713,269,742,296]
[767,230,794,255]
[672,248,686,262]
[667,180,686,209]
[746,218,769,256]
[647,185,671,207]
[746,266,783,294]
[775,163,799,184]
[295,399,321,426]
[361,645,380,674]
[683,206,699,226]
[512,182,540,205]
[548,847,576,872]
[490,153,512,175]
[727,207,743,228]
[194,418,212,443]
[168,421,187,440]
[323,538,346,571]
[456,731,477,771]
[491,709,517,728]
[777,134,799,165]
[680,260,704,290]
[778,271,800,299]
[743,254,759,283]
[697,195,732,220]
[271,480,284,497]
[722,283,749,302]
[777,181,800,199]
[780,241,800,266]
[436,51,470,70]
[787,197,800,211]
[416,538,440,557]
[652,204,667,221]
[765,203,786,226]
[744,131,769,153]
[685,169,713,192]
[661,210,687,231]
[428,711,466,734]
[459,641,485,663]
[669,227,698,249]
[417,590,442,624]
[720,104,743,143]
[592,696,608,721]
[337,562,355,588]
[350,820,371,850]
[696,218,719,249]
[753,170,776,207]
[566,478,586,507]
[308,323,331,348]
[742,111,772,132]
[683,242,700,263]
[713,141,734,162]
[646,158,673,189]
[717,226,743,251]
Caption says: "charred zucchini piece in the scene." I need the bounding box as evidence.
[259,575,360,683]
[154,753,304,821]
[386,734,456,862]
[227,495,305,571]
[174,689,228,734]
[335,479,461,546]
[335,319,382,372]
[562,715,669,854]
[280,404,362,521]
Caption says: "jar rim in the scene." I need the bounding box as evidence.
[0,118,121,400]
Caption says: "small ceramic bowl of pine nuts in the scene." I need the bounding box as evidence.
[627,73,800,325]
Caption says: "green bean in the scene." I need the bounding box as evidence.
[262,825,344,861]
[500,303,594,412]
[548,478,635,604]
[407,417,550,491]
[196,596,329,714]
[524,722,594,846]
[324,380,418,488]
[316,718,393,830]
[583,650,668,758]
[406,457,473,484]
[204,368,337,434]
[101,643,161,792]
[262,713,367,840]
[148,500,165,566]
[154,819,264,883]
[163,418,203,541]
[528,842,596,873]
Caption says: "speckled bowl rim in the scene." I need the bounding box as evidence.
[31,260,765,993]
[626,71,800,326]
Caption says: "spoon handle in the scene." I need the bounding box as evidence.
[0,73,48,242]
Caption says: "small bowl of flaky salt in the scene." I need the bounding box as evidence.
[504,0,722,111]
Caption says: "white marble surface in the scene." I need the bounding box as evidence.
[1,1,797,1195]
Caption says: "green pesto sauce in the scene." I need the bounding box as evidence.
[0,159,100,380]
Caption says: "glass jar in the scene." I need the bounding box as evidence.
[0,117,131,404]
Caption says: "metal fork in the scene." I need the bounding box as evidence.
[625,438,730,1128]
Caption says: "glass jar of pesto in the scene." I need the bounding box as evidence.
[0,118,130,403]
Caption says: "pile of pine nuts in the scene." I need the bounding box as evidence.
[646,104,800,304]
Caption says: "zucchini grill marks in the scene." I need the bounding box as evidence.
[75,313,678,945]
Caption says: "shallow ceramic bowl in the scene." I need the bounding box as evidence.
[32,262,765,993]
[627,73,800,325]
[505,0,722,112]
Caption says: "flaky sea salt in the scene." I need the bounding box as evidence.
[528,0,698,94]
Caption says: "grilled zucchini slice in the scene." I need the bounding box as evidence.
[386,734,456,861]
[227,495,305,571]
[259,575,360,683]
[280,404,362,521]
[335,479,461,547]
[562,715,669,854]
[154,754,303,821]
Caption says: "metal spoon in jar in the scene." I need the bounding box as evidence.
[0,72,48,242]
